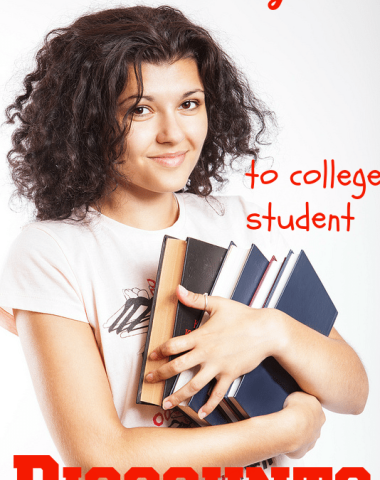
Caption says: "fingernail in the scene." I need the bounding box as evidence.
[146,373,154,382]
[178,285,188,296]
[198,409,206,419]
[163,399,173,410]
[150,351,158,360]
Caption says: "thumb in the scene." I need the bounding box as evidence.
[176,285,212,313]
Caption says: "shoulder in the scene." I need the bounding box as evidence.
[1,218,90,291]
[6,221,70,263]
[10,212,102,255]
[3,214,110,291]
[0,220,90,334]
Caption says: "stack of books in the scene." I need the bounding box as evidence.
[136,236,337,426]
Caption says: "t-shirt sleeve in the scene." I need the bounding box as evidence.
[0,225,88,335]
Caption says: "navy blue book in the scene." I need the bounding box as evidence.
[231,245,269,304]
[227,250,338,419]
[276,250,337,334]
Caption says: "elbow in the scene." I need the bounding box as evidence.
[349,400,367,416]
[325,393,368,416]
[340,356,369,416]
[351,383,369,416]
[351,405,365,416]
[324,371,369,416]
[346,372,369,416]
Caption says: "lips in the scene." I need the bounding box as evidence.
[148,151,187,167]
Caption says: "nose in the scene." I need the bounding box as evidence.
[156,112,185,145]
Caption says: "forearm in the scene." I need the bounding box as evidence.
[14,310,310,475]
[77,408,301,474]
[270,310,368,414]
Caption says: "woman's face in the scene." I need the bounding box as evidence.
[117,58,208,198]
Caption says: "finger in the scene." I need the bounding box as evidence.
[198,375,234,418]
[146,348,205,383]
[149,332,198,361]
[176,285,217,314]
[162,367,216,410]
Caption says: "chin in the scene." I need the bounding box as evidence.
[150,172,193,194]
[156,180,188,194]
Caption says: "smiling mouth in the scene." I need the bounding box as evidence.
[148,151,187,167]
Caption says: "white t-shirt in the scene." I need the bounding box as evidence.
[0,193,295,473]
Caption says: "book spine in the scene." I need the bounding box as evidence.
[263,250,293,308]
[136,236,170,404]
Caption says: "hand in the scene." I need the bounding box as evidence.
[282,392,326,459]
[146,285,284,418]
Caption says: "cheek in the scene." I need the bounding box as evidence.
[126,123,155,158]
[188,115,208,149]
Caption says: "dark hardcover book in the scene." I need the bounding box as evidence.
[228,250,338,419]
[136,236,187,406]
[163,238,228,400]
[276,250,337,334]
[230,245,269,304]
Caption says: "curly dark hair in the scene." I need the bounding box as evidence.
[6,5,274,221]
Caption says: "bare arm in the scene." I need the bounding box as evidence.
[15,309,324,474]
[147,287,368,417]
[270,314,368,414]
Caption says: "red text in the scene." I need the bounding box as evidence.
[247,202,355,232]
[13,456,371,480]
[268,0,283,10]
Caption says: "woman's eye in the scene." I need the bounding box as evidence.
[180,100,199,110]
[133,106,150,116]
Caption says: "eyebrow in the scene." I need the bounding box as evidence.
[118,89,205,106]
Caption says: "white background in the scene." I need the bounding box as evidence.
[1,0,379,478]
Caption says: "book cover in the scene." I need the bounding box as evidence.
[230,244,269,304]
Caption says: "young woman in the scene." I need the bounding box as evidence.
[0,5,368,476]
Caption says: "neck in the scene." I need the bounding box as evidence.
[98,186,179,230]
